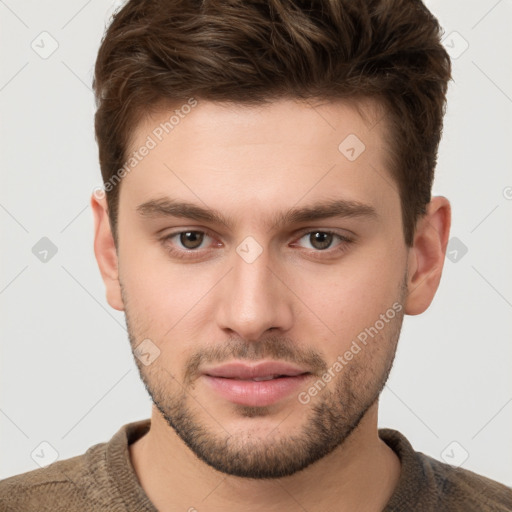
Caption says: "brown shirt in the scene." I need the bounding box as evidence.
[0,419,511,511]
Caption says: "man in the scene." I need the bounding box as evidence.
[1,0,511,510]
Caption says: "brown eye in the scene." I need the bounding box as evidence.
[161,229,218,261]
[179,231,204,249]
[293,230,353,258]
[308,232,334,250]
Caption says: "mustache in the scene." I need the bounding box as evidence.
[183,334,328,385]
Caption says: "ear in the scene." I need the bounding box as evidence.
[91,193,124,311]
[404,196,451,315]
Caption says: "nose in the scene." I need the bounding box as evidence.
[215,243,294,341]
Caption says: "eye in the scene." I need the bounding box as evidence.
[294,230,353,253]
[159,228,353,261]
[173,231,208,250]
[160,230,218,259]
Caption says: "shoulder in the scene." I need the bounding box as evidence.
[0,441,114,511]
[380,428,512,511]
[0,420,151,512]
[420,451,512,511]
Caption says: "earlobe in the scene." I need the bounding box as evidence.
[404,196,451,316]
[91,194,124,311]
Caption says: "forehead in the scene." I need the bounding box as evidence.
[129,96,387,153]
[119,98,399,227]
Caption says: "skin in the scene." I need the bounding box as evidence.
[92,98,451,512]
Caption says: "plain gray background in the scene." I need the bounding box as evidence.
[1,0,511,488]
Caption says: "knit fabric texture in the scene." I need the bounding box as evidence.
[1,419,511,511]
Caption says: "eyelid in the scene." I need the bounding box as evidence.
[293,226,354,240]
[161,228,353,244]
[161,228,219,248]
[289,223,354,247]
[291,229,354,251]
[160,227,355,262]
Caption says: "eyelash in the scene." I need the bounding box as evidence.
[160,229,354,260]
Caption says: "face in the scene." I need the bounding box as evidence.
[111,98,410,478]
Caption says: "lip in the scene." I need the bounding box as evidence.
[203,361,309,380]
[202,361,311,407]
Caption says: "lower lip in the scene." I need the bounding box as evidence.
[203,374,310,407]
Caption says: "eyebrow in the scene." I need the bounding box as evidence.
[136,197,378,230]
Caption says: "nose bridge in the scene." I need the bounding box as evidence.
[216,239,292,340]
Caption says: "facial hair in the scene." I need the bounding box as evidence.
[122,276,407,479]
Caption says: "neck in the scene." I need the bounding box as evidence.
[129,403,401,512]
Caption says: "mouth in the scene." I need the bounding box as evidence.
[203,360,310,379]
[201,361,312,407]
[226,374,301,381]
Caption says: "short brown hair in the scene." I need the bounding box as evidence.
[93,0,451,245]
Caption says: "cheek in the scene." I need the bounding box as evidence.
[120,231,197,299]
[119,244,222,363]
[292,249,405,352]
[124,272,205,339]
[119,251,179,336]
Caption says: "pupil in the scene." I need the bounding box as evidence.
[180,231,203,249]
[311,232,332,250]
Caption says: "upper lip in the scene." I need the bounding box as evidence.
[202,361,310,379]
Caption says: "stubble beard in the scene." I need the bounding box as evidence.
[122,282,406,479]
